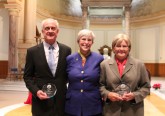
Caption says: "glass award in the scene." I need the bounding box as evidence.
[114,83,130,96]
[42,83,57,98]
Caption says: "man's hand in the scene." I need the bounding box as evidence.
[37,90,49,100]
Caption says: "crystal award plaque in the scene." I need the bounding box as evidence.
[42,83,57,98]
[114,83,130,96]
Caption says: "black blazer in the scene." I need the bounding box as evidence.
[23,42,71,116]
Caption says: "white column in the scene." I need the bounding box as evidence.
[24,0,36,44]
[125,7,130,37]
[18,0,25,43]
[82,5,88,29]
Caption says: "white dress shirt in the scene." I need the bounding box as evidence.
[43,41,59,76]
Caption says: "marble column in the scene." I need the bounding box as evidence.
[122,7,126,33]
[125,7,130,37]
[82,5,89,29]
[5,0,37,75]
[7,9,20,73]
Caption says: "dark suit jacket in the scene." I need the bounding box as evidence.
[23,42,71,116]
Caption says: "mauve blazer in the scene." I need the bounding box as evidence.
[23,42,71,116]
[100,55,150,116]
[65,52,104,116]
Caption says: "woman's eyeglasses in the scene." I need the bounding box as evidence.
[115,45,129,49]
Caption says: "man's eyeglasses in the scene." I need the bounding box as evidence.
[44,27,57,31]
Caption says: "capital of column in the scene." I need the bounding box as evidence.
[125,6,131,12]
[5,3,22,16]
[81,5,88,12]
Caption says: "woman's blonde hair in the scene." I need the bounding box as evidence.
[112,33,131,51]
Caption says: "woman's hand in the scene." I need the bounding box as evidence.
[107,92,123,102]
[122,92,135,101]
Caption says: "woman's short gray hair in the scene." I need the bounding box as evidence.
[77,29,95,42]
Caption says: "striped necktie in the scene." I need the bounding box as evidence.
[48,46,55,76]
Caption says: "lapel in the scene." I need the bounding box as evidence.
[109,58,121,80]
[76,53,85,68]
[122,56,133,77]
[37,43,53,75]
[55,42,63,76]
[108,56,133,80]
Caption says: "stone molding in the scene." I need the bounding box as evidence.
[37,6,165,25]
[131,11,165,23]
[82,0,132,7]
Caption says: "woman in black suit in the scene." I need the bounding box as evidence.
[23,18,71,116]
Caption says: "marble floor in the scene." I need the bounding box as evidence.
[0,77,165,116]
[0,79,28,108]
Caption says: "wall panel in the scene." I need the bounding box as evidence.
[0,61,8,79]
[161,25,165,62]
[145,63,165,77]
[92,30,105,53]
[58,28,77,53]
[135,27,158,62]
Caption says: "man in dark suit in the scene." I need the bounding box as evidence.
[23,18,71,116]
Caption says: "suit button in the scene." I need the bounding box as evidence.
[81,80,83,83]
[81,71,84,74]
[80,89,83,92]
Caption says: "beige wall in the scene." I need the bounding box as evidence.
[0,8,9,60]
[1,7,165,64]
[36,19,165,64]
